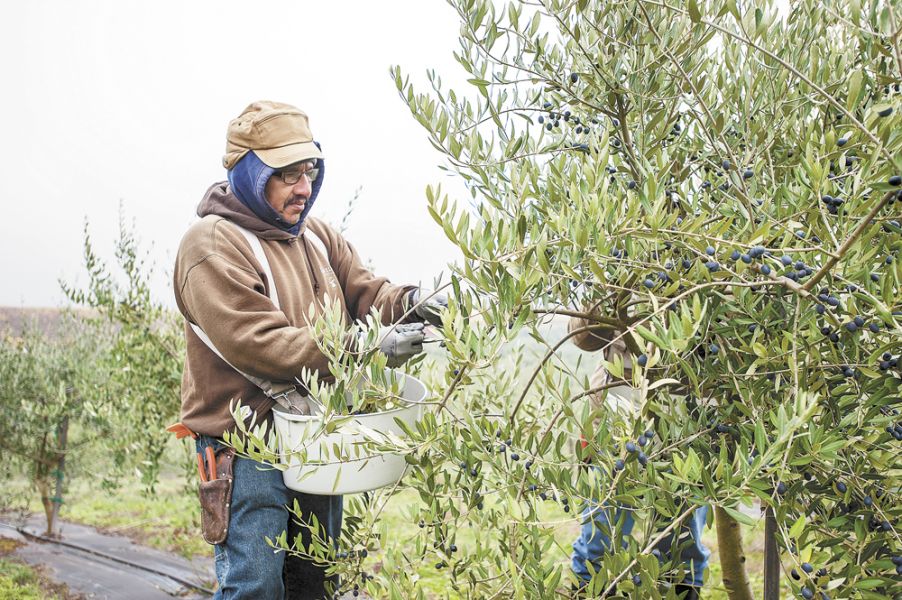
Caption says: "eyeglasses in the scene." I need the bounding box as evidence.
[275,162,320,185]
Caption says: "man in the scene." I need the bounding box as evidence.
[173,101,444,599]
[568,312,709,599]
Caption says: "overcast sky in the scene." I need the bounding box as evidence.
[0,1,470,308]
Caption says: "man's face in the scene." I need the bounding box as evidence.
[264,160,318,225]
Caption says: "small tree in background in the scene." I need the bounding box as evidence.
[0,316,109,536]
[62,214,184,491]
[272,1,901,598]
[0,213,185,535]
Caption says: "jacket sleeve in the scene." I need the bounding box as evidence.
[568,309,621,352]
[310,221,417,325]
[175,221,335,382]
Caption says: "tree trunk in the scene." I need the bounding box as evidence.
[46,416,69,538]
[37,432,54,535]
[715,506,754,600]
[39,481,53,535]
[763,507,781,600]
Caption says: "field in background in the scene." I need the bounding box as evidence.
[0,307,77,338]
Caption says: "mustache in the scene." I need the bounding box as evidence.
[286,196,308,206]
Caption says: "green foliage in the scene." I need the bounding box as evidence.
[61,213,185,491]
[0,559,45,600]
[1,210,187,533]
[275,0,902,598]
[0,315,109,533]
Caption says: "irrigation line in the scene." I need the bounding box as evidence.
[0,520,215,596]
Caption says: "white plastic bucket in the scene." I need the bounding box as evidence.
[272,370,427,495]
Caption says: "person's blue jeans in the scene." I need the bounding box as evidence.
[571,493,709,588]
[197,435,343,600]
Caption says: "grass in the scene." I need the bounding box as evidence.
[3,438,208,561]
[59,472,208,560]
[0,537,75,600]
[0,559,44,600]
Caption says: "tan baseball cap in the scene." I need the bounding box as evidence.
[222,101,324,170]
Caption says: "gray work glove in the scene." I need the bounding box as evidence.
[379,322,425,367]
[408,288,449,329]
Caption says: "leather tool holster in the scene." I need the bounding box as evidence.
[198,447,236,545]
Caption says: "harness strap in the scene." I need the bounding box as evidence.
[232,224,281,309]
[303,228,329,260]
[186,221,332,415]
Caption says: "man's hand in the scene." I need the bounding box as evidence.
[379,322,425,367]
[408,288,449,329]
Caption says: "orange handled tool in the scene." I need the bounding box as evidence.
[166,422,197,440]
[205,446,217,481]
[196,452,208,482]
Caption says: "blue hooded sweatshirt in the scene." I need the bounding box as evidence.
[226,147,325,236]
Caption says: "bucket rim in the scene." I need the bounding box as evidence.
[272,370,429,423]
[283,451,406,468]
[272,396,424,423]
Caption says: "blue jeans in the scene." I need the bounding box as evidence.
[197,436,343,600]
[571,497,709,587]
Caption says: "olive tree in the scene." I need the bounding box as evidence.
[0,316,109,536]
[260,1,902,597]
[62,215,185,491]
[0,214,186,535]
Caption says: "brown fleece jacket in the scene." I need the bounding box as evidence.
[173,182,416,437]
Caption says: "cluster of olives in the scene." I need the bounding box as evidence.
[613,429,656,471]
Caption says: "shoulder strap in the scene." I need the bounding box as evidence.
[229,222,280,310]
[187,322,312,412]
[186,219,319,415]
[187,322,280,393]
[224,222,331,306]
[303,228,329,264]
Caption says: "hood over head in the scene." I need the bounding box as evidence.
[225,148,325,235]
[197,181,306,241]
